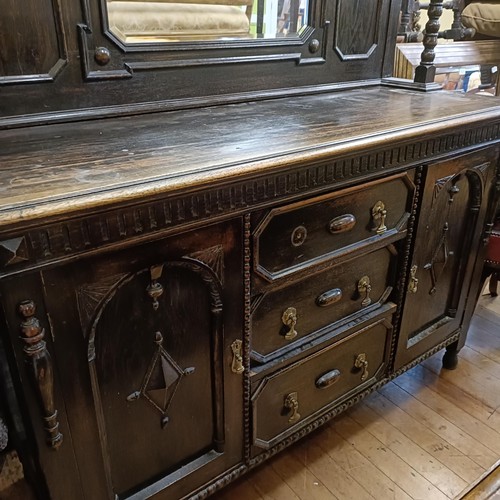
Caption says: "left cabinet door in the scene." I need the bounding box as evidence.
[1,219,244,500]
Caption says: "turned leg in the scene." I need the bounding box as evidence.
[442,341,459,370]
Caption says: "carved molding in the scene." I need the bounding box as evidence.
[3,123,500,274]
[0,0,68,85]
[76,0,327,82]
[186,245,224,285]
[475,162,491,186]
[243,214,252,462]
[432,174,454,204]
[77,24,133,81]
[334,0,382,61]
[388,167,423,370]
[76,273,128,336]
[0,237,29,267]
[466,169,484,214]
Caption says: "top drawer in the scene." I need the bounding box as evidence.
[254,172,414,281]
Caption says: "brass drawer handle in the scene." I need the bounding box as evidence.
[328,214,356,234]
[371,201,388,234]
[147,264,164,310]
[315,369,341,389]
[284,392,301,423]
[230,340,244,374]
[354,353,369,381]
[408,265,419,293]
[316,288,343,307]
[357,275,372,307]
[282,307,298,341]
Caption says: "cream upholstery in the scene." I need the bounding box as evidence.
[462,1,500,38]
[107,0,253,39]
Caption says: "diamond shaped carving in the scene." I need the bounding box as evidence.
[0,237,29,267]
[127,331,195,428]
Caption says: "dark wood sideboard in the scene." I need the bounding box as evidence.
[1,0,500,499]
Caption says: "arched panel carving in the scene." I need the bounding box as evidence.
[86,258,225,496]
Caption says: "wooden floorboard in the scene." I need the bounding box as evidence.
[213,292,500,500]
[0,295,498,499]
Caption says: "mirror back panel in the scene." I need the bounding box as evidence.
[0,0,400,125]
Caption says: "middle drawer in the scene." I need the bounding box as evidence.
[251,245,395,363]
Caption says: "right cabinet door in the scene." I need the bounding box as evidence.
[395,148,498,370]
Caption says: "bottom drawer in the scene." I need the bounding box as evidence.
[251,312,393,450]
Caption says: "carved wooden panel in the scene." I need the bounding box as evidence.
[395,148,498,369]
[0,0,67,84]
[334,0,382,60]
[87,260,224,496]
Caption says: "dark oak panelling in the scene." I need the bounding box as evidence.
[334,0,382,60]
[0,0,67,84]
[0,0,401,123]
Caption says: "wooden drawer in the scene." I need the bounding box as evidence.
[251,246,396,363]
[253,172,413,280]
[251,314,393,450]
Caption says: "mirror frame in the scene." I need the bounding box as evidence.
[102,0,318,50]
[77,0,327,81]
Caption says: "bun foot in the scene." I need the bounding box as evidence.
[442,347,458,370]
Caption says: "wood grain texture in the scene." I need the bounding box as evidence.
[0,0,65,81]
[0,0,397,122]
[213,292,500,500]
[0,87,499,232]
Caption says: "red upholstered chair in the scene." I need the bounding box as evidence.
[484,219,500,296]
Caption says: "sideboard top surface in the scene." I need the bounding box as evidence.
[1,86,500,231]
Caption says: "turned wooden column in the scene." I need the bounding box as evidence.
[18,300,63,449]
[414,0,443,84]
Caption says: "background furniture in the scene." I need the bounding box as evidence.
[0,1,500,499]
[107,0,254,42]
[462,0,500,39]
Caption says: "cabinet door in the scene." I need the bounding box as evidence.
[395,149,498,370]
[37,220,243,499]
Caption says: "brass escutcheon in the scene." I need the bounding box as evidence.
[284,392,301,423]
[282,307,298,340]
[371,201,388,234]
[291,225,307,247]
[357,276,372,307]
[354,353,369,381]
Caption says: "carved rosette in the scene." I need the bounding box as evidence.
[18,300,63,449]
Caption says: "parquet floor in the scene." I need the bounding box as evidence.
[214,293,500,500]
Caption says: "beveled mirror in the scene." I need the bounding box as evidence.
[105,0,309,43]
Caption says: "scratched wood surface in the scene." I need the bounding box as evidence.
[214,291,500,500]
[0,87,499,229]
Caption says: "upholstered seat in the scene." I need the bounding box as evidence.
[107,0,253,40]
[461,1,500,38]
